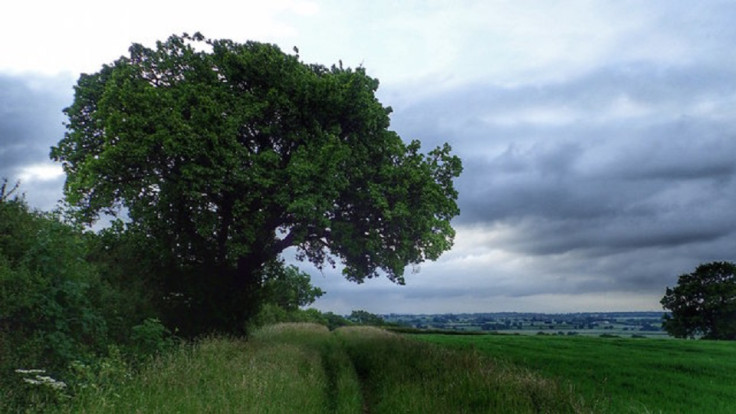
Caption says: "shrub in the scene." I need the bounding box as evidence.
[0,197,111,410]
[130,318,175,360]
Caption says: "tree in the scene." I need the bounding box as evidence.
[261,264,325,312]
[50,33,462,335]
[348,310,385,326]
[661,261,736,340]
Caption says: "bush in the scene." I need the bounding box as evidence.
[323,312,352,331]
[130,318,175,360]
[0,190,170,411]
[249,303,337,332]
[83,221,164,343]
[0,196,111,411]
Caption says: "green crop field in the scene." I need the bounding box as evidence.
[416,333,736,413]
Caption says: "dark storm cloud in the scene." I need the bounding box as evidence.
[361,59,736,308]
[390,61,736,243]
[0,73,73,208]
[0,75,71,164]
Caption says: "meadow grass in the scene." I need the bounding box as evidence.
[336,326,594,413]
[62,323,598,413]
[416,333,736,413]
[64,324,362,414]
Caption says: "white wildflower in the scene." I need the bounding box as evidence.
[16,369,68,390]
[36,376,68,390]
[15,368,46,374]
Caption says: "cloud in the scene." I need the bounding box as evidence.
[17,164,64,182]
[0,0,317,76]
[3,1,736,314]
[390,62,736,229]
[306,52,736,314]
[0,73,72,208]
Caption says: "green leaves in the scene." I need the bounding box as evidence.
[51,33,462,334]
[0,195,109,384]
[261,264,325,311]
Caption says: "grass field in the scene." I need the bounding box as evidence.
[57,324,736,413]
[416,333,736,413]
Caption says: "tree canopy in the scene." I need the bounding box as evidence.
[661,261,736,340]
[51,33,462,334]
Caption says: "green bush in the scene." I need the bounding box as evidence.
[249,303,337,331]
[130,318,175,359]
[0,196,113,411]
[0,193,164,410]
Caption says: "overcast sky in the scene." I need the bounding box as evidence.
[2,1,735,314]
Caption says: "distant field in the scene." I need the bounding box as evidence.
[416,333,736,413]
[383,312,667,337]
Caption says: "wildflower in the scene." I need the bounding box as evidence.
[37,376,68,390]
[15,369,46,374]
[16,369,68,390]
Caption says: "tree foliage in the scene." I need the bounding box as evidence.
[0,189,106,409]
[661,261,736,340]
[348,310,385,326]
[0,191,105,371]
[262,264,325,311]
[50,33,462,334]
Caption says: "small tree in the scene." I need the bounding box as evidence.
[348,310,385,326]
[661,261,736,340]
[261,264,324,311]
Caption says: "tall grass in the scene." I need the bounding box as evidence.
[64,324,599,413]
[336,326,594,413]
[65,324,362,413]
[252,323,364,413]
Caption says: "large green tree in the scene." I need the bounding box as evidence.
[661,261,736,340]
[51,33,462,334]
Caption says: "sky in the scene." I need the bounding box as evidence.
[2,0,735,314]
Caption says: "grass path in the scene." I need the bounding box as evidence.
[64,323,592,413]
[336,326,591,413]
